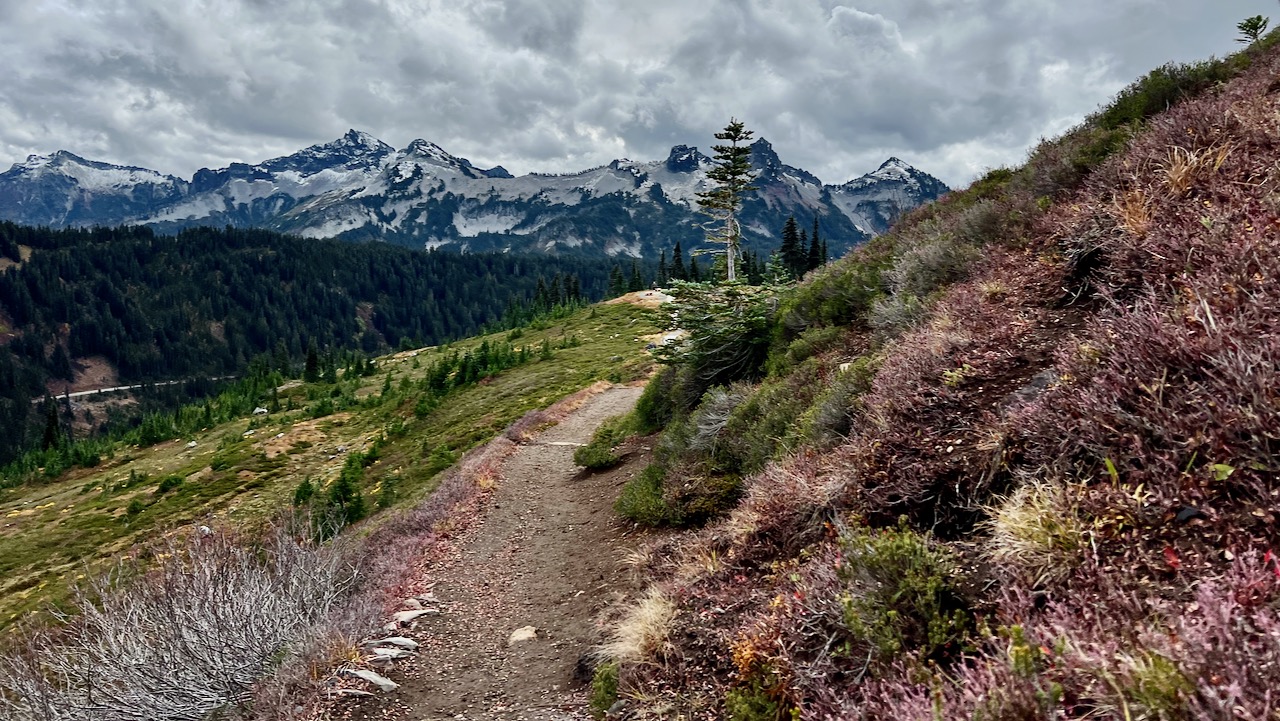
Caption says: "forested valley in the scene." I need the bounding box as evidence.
[0,222,639,465]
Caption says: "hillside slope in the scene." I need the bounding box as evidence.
[593,31,1280,719]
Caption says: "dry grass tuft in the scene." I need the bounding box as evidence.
[597,587,676,666]
[1113,187,1154,235]
[1160,143,1233,196]
[984,477,1089,587]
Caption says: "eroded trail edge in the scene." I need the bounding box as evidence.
[350,385,647,721]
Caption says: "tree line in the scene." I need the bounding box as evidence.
[0,222,630,465]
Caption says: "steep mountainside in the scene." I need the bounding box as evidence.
[584,30,1280,720]
[0,131,948,257]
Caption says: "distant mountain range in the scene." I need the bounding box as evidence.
[0,130,949,257]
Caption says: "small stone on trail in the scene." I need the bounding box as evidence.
[365,636,419,650]
[392,608,437,624]
[330,688,374,698]
[508,625,539,645]
[348,668,399,692]
[369,647,414,660]
[402,597,423,610]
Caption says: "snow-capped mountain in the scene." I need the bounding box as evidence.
[0,131,949,258]
[0,151,188,228]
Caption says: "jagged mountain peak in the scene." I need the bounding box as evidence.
[258,130,395,176]
[840,156,945,191]
[665,145,707,174]
[749,137,781,170]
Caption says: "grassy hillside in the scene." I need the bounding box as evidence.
[0,300,658,627]
[590,30,1280,719]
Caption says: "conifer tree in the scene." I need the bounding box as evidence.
[689,256,703,282]
[628,260,645,292]
[303,341,320,383]
[808,218,823,271]
[608,264,626,297]
[779,216,801,279]
[40,398,62,450]
[696,119,757,282]
[672,242,688,281]
[657,250,669,286]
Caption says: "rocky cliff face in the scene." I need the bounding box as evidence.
[0,130,949,257]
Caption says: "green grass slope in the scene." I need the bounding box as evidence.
[596,32,1280,719]
[0,300,658,627]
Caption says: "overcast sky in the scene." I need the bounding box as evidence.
[0,0,1271,188]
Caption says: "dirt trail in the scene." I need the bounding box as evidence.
[350,385,649,721]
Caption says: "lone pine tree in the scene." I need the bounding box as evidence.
[696,119,757,282]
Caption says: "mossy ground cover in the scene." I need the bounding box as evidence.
[0,300,658,627]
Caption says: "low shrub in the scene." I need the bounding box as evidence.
[713,360,824,477]
[838,522,971,663]
[634,365,700,433]
[801,355,877,446]
[725,676,791,721]
[154,474,184,495]
[589,661,619,718]
[866,293,927,342]
[0,523,355,721]
[766,324,845,376]
[615,465,680,526]
[881,226,980,300]
[686,385,751,455]
[775,242,891,336]
[574,414,637,470]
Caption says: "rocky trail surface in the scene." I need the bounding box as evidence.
[347,385,651,721]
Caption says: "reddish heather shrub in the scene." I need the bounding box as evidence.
[733,451,836,560]
[851,552,1280,721]
[828,251,1069,533]
[504,408,552,441]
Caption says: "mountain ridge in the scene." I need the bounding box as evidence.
[0,131,949,258]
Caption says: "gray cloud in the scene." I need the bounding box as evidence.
[0,0,1271,187]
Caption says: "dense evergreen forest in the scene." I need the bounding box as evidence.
[0,222,637,464]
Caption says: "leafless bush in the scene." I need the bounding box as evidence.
[687,384,750,453]
[0,523,356,721]
[883,226,981,300]
[867,292,927,342]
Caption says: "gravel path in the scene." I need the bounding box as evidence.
[349,385,648,721]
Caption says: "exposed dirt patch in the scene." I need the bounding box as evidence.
[346,386,659,721]
[0,244,32,271]
[604,290,672,310]
[55,355,121,395]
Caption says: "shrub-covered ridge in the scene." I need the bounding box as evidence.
[598,30,1280,720]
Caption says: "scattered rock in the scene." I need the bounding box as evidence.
[606,699,629,718]
[364,636,419,650]
[402,597,423,610]
[347,668,399,692]
[329,688,374,698]
[508,626,539,645]
[369,647,414,661]
[392,608,437,624]
[1001,369,1058,411]
[1175,506,1207,524]
[185,440,197,449]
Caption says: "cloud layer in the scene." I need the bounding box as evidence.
[0,0,1269,187]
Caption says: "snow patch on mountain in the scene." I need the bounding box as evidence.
[453,208,524,237]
